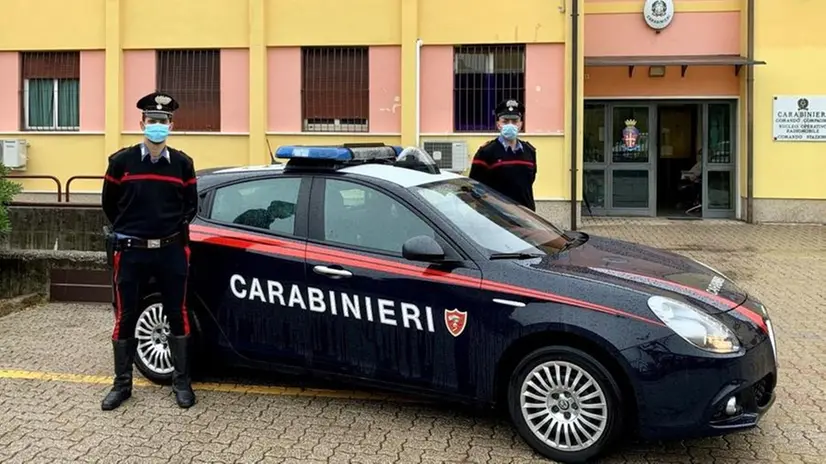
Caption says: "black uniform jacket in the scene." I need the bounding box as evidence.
[101,144,198,239]
[468,138,537,211]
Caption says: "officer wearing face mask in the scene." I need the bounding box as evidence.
[468,99,537,211]
[100,91,198,411]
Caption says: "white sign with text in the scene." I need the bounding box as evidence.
[773,96,826,141]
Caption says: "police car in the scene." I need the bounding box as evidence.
[131,144,777,463]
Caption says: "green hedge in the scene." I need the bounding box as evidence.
[0,162,23,236]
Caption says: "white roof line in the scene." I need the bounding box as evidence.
[210,162,462,188]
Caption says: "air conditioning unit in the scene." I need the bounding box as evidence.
[0,139,28,170]
[421,141,469,173]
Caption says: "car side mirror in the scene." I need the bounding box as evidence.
[402,235,446,262]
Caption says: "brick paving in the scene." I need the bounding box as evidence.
[1,220,825,463]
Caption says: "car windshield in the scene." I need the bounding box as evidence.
[410,178,572,257]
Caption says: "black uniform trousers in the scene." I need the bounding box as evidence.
[111,241,191,340]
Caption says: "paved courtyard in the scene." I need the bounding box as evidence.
[1,220,825,463]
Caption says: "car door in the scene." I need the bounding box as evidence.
[301,175,485,394]
[190,174,311,367]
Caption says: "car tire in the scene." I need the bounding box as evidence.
[133,293,200,385]
[507,346,623,464]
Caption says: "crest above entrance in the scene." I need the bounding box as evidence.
[643,0,674,31]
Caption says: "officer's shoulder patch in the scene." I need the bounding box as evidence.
[521,140,537,152]
[476,139,498,155]
[108,144,136,161]
[169,147,194,163]
[479,139,497,149]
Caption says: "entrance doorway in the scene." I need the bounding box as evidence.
[582,100,737,219]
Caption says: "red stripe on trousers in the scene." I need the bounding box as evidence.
[111,251,124,340]
[182,245,191,335]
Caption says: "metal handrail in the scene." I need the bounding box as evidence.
[65,175,104,202]
[3,175,62,202]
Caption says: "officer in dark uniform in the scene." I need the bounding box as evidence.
[468,99,538,211]
[100,91,198,410]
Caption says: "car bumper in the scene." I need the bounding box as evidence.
[620,334,777,441]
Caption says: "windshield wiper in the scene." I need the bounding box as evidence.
[557,231,590,254]
[489,252,544,260]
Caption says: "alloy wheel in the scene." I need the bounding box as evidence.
[134,303,174,376]
[519,360,609,452]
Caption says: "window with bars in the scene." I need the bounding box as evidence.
[156,49,221,132]
[301,47,369,132]
[453,44,525,132]
[20,51,80,131]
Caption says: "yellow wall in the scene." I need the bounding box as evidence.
[751,0,826,200]
[1,134,106,195]
[1,0,573,203]
[0,0,106,51]
[267,0,401,46]
[122,0,250,49]
[419,0,566,44]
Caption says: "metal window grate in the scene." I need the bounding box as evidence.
[301,47,369,132]
[453,44,525,133]
[20,51,80,132]
[156,49,221,132]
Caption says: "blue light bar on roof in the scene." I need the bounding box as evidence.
[274,144,401,163]
[274,146,353,161]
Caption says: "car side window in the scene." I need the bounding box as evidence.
[323,179,435,254]
[210,177,301,236]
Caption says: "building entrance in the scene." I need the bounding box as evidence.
[582,100,737,219]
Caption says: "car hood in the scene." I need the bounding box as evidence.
[519,235,748,314]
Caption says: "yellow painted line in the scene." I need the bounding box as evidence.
[586,0,741,15]
[0,369,424,403]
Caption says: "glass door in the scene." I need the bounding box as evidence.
[607,104,656,216]
[702,102,737,218]
[583,102,657,216]
[582,103,607,215]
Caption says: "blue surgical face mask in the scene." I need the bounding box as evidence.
[144,123,170,143]
[500,123,519,141]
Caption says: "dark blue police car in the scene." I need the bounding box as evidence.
[131,144,778,463]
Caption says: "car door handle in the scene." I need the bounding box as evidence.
[313,265,353,278]
[493,298,526,308]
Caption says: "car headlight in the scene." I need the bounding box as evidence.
[647,296,741,354]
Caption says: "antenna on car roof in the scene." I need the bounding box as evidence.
[266,137,278,165]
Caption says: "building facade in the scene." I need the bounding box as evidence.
[0,0,824,227]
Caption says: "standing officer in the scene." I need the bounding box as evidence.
[468,99,538,211]
[100,91,198,410]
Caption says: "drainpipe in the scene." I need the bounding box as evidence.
[415,39,423,148]
[746,0,755,223]
[569,0,580,230]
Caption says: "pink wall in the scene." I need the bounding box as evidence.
[267,47,302,132]
[0,53,20,132]
[525,44,565,133]
[585,66,740,97]
[420,45,565,133]
[123,50,156,131]
[368,46,401,133]
[419,46,454,133]
[79,51,105,132]
[220,49,250,133]
[585,12,741,57]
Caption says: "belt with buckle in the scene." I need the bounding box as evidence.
[116,232,181,250]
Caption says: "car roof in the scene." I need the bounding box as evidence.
[199,163,464,189]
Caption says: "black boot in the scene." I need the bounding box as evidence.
[167,335,196,408]
[101,338,137,410]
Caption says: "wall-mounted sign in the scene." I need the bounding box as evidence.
[773,96,826,141]
[643,0,675,30]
